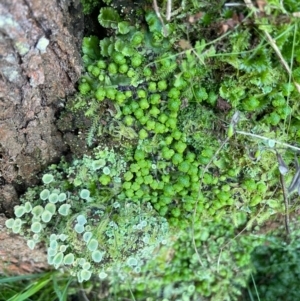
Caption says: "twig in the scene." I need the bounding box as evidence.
[152,0,168,36]
[287,157,300,194]
[79,284,90,301]
[236,130,300,152]
[166,0,172,21]
[276,152,290,235]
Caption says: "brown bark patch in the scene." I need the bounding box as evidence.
[0,0,83,210]
[0,215,48,274]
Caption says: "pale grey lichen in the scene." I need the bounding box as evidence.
[6,145,174,283]
[36,36,50,54]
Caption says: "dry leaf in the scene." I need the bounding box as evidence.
[178,39,192,50]
[188,12,204,23]
[256,0,267,12]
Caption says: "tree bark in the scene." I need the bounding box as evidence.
[0,0,83,274]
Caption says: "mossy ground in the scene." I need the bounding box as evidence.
[3,0,300,300]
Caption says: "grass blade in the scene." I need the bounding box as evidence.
[7,276,51,301]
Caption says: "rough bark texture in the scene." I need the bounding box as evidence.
[0,0,83,274]
[0,215,48,274]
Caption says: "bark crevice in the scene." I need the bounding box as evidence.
[0,0,83,273]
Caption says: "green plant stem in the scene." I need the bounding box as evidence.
[250,272,261,301]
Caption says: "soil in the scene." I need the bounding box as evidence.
[0,0,83,274]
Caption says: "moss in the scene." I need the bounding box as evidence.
[8,0,300,299]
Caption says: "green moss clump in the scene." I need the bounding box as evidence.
[10,0,300,299]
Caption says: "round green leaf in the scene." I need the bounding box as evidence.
[80,269,92,281]
[80,189,90,200]
[14,206,25,218]
[64,253,74,265]
[40,189,50,200]
[98,7,120,29]
[45,203,56,215]
[58,204,71,216]
[87,238,98,251]
[103,166,110,175]
[31,222,42,233]
[83,231,92,243]
[118,21,130,34]
[5,218,14,229]
[41,210,52,223]
[74,223,84,234]
[92,250,103,263]
[53,252,64,266]
[49,193,59,203]
[58,193,67,202]
[77,215,87,225]
[32,205,44,217]
[127,257,138,266]
[99,271,108,280]
[24,202,32,213]
[42,174,54,184]
[27,240,35,250]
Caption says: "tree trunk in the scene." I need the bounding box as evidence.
[0,0,83,274]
